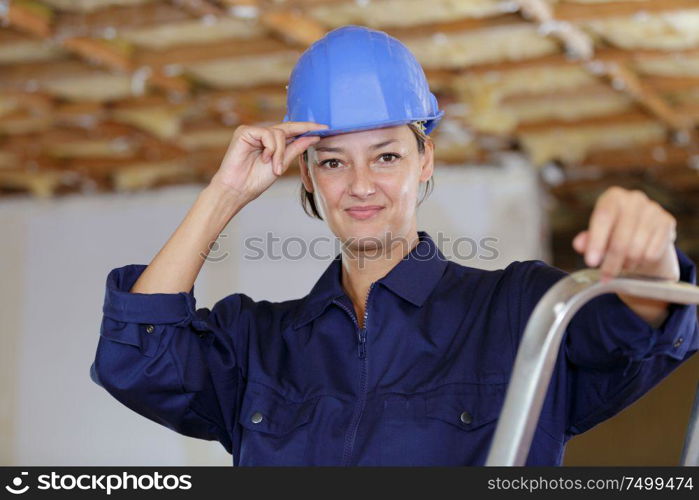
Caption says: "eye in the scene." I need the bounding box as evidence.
[319,158,342,169]
[378,153,401,163]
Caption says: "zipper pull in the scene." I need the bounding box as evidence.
[357,328,367,359]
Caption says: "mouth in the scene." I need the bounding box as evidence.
[345,206,384,220]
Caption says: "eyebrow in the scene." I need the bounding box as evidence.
[314,139,398,153]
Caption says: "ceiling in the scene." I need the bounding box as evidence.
[1,0,698,263]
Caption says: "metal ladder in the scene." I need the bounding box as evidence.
[485,269,699,466]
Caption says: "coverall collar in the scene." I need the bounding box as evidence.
[292,230,448,329]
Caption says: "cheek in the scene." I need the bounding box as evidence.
[312,174,344,208]
[386,169,420,205]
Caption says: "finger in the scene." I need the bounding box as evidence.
[644,214,676,263]
[244,127,276,163]
[599,192,645,279]
[623,201,662,272]
[272,121,329,137]
[585,191,620,267]
[572,230,588,253]
[271,128,286,175]
[260,135,273,163]
[280,136,321,174]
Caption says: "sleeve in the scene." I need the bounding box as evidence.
[507,245,699,438]
[89,264,252,455]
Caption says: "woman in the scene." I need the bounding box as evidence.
[90,26,698,466]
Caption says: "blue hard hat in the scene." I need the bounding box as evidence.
[284,25,444,137]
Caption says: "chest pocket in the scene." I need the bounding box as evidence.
[424,392,501,431]
[237,386,318,466]
[379,385,505,466]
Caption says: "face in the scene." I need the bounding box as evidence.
[299,125,434,253]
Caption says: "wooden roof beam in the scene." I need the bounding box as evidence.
[385,14,525,40]
[597,61,693,132]
[644,76,699,93]
[461,47,699,75]
[169,0,227,17]
[5,0,53,38]
[135,36,288,68]
[555,0,699,22]
[515,110,658,134]
[581,142,696,172]
[260,9,326,47]
[52,1,192,38]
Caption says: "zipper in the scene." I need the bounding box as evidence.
[333,281,375,465]
[334,282,375,359]
[357,284,373,358]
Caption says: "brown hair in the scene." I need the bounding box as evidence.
[299,122,434,220]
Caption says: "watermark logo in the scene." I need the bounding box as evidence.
[200,231,501,269]
[3,471,192,495]
[5,472,29,495]
[200,233,229,262]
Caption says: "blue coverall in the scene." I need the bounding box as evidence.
[90,231,699,465]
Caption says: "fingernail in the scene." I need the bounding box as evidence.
[586,251,599,267]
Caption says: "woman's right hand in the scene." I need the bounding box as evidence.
[209,121,328,203]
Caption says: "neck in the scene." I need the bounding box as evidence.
[340,229,420,325]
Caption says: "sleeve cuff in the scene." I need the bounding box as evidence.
[102,264,199,326]
[563,245,699,370]
[642,245,699,360]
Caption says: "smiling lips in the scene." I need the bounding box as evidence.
[345,206,384,220]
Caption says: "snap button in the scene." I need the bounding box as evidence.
[460,411,472,425]
[145,325,154,334]
[251,412,263,424]
[674,337,684,349]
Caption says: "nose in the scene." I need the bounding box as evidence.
[348,164,376,198]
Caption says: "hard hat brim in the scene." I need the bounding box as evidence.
[291,111,445,138]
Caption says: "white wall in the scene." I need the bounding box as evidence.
[0,156,550,465]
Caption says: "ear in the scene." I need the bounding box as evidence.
[298,150,314,193]
[419,138,435,183]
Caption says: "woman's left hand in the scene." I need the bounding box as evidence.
[572,186,680,283]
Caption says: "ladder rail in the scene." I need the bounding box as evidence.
[485,269,699,466]
[680,381,699,465]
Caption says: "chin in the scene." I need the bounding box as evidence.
[339,226,393,252]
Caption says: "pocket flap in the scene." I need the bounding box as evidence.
[239,390,317,436]
[100,318,162,357]
[424,391,504,431]
[100,317,141,347]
